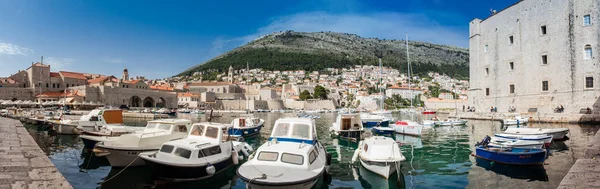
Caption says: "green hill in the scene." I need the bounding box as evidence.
[179,31,469,79]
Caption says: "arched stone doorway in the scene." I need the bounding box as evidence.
[143,97,155,107]
[156,97,166,108]
[131,96,142,107]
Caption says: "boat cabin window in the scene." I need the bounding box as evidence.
[342,118,351,130]
[281,153,304,165]
[291,124,310,139]
[239,118,246,127]
[272,123,291,137]
[145,123,158,129]
[191,125,205,136]
[205,126,219,139]
[253,119,260,125]
[174,148,191,159]
[160,145,174,153]
[257,151,278,161]
[198,146,222,158]
[309,149,318,164]
[176,125,188,133]
[157,123,172,131]
[90,116,99,121]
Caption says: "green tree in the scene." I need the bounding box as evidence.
[428,85,441,98]
[313,85,329,99]
[299,90,312,100]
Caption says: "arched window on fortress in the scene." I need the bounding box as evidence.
[585,45,593,60]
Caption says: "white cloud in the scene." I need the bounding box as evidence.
[0,42,33,55]
[44,57,75,71]
[209,11,468,56]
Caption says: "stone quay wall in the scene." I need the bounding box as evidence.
[558,127,600,188]
[0,117,72,189]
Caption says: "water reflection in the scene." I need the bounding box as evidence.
[20,113,599,189]
[475,158,548,181]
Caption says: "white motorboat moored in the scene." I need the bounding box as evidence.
[93,119,192,167]
[229,117,264,137]
[503,116,529,125]
[237,117,329,189]
[392,120,429,136]
[503,127,569,140]
[352,136,405,179]
[139,122,252,181]
[434,119,467,126]
[494,133,553,145]
[489,137,545,149]
[330,113,364,138]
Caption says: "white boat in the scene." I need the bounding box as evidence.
[330,113,364,138]
[360,113,391,128]
[489,137,545,149]
[503,127,569,140]
[422,120,435,127]
[139,122,252,181]
[434,119,467,126]
[503,116,529,125]
[93,119,192,167]
[352,136,406,179]
[80,125,145,149]
[229,117,265,137]
[53,109,126,135]
[237,117,329,189]
[392,120,429,136]
[371,110,393,119]
[494,133,553,145]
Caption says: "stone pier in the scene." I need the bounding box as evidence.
[558,128,600,188]
[0,117,72,189]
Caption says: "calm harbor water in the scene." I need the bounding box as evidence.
[23,113,599,189]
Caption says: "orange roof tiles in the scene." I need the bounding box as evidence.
[150,84,174,91]
[87,76,118,84]
[59,71,87,80]
[178,92,199,97]
[125,79,142,84]
[0,78,17,84]
[50,72,61,78]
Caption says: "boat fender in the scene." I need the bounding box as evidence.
[206,163,216,175]
[232,151,240,165]
[72,127,82,135]
[326,153,332,166]
[240,147,250,157]
[244,131,248,135]
[244,143,254,152]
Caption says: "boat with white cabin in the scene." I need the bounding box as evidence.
[229,116,264,137]
[503,127,569,140]
[93,119,192,167]
[360,113,391,128]
[352,136,406,179]
[237,117,329,189]
[330,113,364,138]
[139,122,253,181]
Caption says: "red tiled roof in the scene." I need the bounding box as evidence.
[87,76,118,84]
[59,71,87,80]
[178,92,199,97]
[189,82,231,87]
[0,78,17,84]
[50,72,61,78]
[150,84,174,91]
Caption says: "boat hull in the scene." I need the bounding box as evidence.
[475,146,546,165]
[94,146,157,167]
[143,157,233,181]
[332,130,364,138]
[56,124,81,135]
[228,125,263,137]
[362,120,389,128]
[503,119,529,125]
[372,127,395,135]
[359,158,397,179]
[243,174,320,189]
[394,125,424,136]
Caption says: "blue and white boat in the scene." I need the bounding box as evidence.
[237,117,330,189]
[139,122,252,181]
[494,133,553,146]
[474,136,547,165]
[228,117,264,137]
[360,113,391,128]
[372,126,395,135]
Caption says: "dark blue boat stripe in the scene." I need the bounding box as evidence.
[268,137,315,145]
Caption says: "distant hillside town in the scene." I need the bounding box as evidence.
[0,61,468,111]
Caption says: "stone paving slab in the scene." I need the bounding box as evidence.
[559,129,600,189]
[0,117,72,189]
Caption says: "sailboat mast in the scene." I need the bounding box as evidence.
[379,57,384,110]
[406,34,413,109]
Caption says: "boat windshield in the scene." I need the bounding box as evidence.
[174,148,191,159]
[272,123,291,137]
[160,145,174,153]
[198,146,222,158]
[257,151,278,161]
[190,125,205,136]
[291,124,310,139]
[157,123,172,131]
[205,126,219,139]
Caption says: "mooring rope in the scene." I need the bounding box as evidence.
[101,155,140,184]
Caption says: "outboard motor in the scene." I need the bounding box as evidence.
[475,135,491,147]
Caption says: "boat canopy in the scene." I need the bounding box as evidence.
[269,117,316,144]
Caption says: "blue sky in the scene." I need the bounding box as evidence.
[0,0,517,79]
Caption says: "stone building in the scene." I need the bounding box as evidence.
[385,86,424,99]
[469,0,600,114]
[0,63,176,108]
